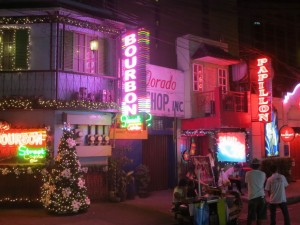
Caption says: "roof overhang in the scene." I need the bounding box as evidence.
[192,43,240,66]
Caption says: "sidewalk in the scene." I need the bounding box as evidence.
[124,179,300,213]
[0,180,299,225]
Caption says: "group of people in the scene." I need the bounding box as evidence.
[218,163,244,196]
[245,158,290,225]
[173,157,291,225]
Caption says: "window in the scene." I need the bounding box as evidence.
[0,28,30,71]
[218,68,228,93]
[193,63,204,91]
[63,31,105,74]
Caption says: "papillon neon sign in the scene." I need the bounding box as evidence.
[257,57,272,122]
[0,129,47,164]
[121,28,152,130]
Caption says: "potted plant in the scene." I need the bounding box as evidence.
[134,164,151,198]
[107,146,133,202]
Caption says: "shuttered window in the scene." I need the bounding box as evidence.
[63,30,106,74]
[0,28,30,71]
[98,38,106,74]
[218,68,228,94]
[193,63,204,92]
[63,30,74,70]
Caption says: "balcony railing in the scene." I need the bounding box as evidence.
[0,70,118,103]
[222,91,247,112]
[194,88,248,118]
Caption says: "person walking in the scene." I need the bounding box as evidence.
[245,158,267,225]
[265,164,290,225]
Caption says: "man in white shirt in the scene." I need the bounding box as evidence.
[245,158,267,225]
[265,164,290,225]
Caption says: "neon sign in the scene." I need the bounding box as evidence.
[0,129,47,164]
[18,145,46,163]
[122,33,138,116]
[257,57,272,122]
[120,113,152,131]
[121,28,152,130]
[283,83,300,104]
[0,132,44,145]
[121,114,143,131]
[280,125,295,142]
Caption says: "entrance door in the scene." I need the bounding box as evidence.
[142,135,174,191]
[289,136,300,180]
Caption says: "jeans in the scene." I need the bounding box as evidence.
[269,202,290,225]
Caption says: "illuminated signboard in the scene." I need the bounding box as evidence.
[265,108,279,157]
[121,28,151,130]
[217,132,246,162]
[0,129,47,164]
[257,57,272,122]
[146,64,184,117]
[280,125,295,142]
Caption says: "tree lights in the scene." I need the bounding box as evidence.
[41,125,90,215]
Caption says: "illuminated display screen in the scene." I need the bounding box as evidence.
[265,109,279,157]
[217,132,246,162]
[0,129,47,164]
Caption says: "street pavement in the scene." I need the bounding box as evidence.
[0,180,300,225]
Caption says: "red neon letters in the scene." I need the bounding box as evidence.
[257,58,271,122]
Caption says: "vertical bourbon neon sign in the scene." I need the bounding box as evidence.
[257,57,272,122]
[121,28,151,130]
[122,33,138,115]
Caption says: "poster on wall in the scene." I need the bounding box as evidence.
[217,132,246,162]
[265,108,279,157]
[191,156,215,186]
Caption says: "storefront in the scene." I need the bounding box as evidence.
[0,126,49,205]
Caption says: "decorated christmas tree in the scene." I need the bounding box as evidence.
[41,124,90,215]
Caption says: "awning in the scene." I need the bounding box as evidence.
[192,43,240,66]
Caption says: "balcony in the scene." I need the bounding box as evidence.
[183,87,251,130]
[0,70,119,110]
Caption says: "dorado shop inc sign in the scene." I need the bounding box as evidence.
[146,64,184,117]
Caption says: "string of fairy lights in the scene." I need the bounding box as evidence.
[0,26,31,71]
[0,97,120,111]
[0,16,121,36]
[0,166,48,204]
